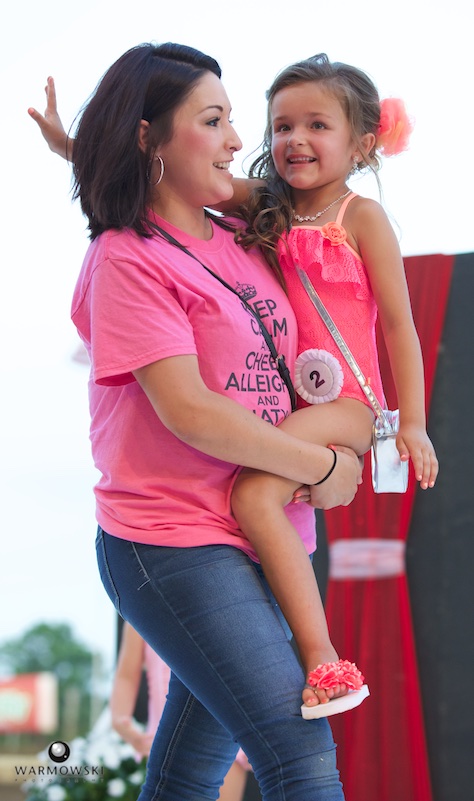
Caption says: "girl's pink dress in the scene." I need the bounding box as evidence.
[277,192,384,410]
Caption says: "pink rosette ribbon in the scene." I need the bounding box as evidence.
[307,659,364,691]
[294,348,344,405]
[377,97,414,157]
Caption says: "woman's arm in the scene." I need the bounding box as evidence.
[352,198,438,489]
[28,77,72,160]
[133,355,361,507]
[110,623,154,758]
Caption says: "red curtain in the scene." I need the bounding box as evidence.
[323,254,454,801]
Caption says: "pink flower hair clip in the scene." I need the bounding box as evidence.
[377,97,414,157]
[301,659,370,719]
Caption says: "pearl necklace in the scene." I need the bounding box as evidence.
[292,189,352,222]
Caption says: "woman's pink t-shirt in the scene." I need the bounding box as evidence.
[71,214,315,560]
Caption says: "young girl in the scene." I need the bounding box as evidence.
[228,52,438,710]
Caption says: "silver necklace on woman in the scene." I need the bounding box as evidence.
[292,189,352,222]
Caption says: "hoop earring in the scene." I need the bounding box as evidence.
[147,155,165,186]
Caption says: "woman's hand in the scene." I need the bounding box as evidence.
[309,447,363,510]
[28,76,71,160]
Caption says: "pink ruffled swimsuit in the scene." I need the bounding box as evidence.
[277,192,384,410]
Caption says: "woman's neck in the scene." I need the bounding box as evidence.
[150,198,213,241]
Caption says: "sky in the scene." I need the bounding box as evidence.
[1,0,472,681]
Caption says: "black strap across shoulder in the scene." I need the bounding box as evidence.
[147,220,297,411]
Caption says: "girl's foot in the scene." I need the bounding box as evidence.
[302,659,364,708]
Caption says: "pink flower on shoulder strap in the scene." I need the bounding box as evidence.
[321,222,347,246]
[377,97,414,157]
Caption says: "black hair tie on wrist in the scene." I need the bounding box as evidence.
[313,448,337,485]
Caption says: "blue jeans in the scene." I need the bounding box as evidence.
[96,528,344,801]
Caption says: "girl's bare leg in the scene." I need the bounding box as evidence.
[231,399,373,707]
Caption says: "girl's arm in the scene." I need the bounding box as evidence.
[110,623,154,758]
[212,177,265,213]
[132,355,362,507]
[28,77,72,160]
[350,198,438,489]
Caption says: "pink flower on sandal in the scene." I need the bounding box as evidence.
[308,659,364,691]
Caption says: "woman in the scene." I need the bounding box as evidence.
[32,42,361,800]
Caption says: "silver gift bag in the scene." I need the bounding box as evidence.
[371,409,409,493]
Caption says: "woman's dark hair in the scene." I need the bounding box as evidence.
[72,42,222,239]
[237,53,381,279]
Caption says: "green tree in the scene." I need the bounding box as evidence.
[0,622,105,743]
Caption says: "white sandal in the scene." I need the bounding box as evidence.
[301,683,370,719]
